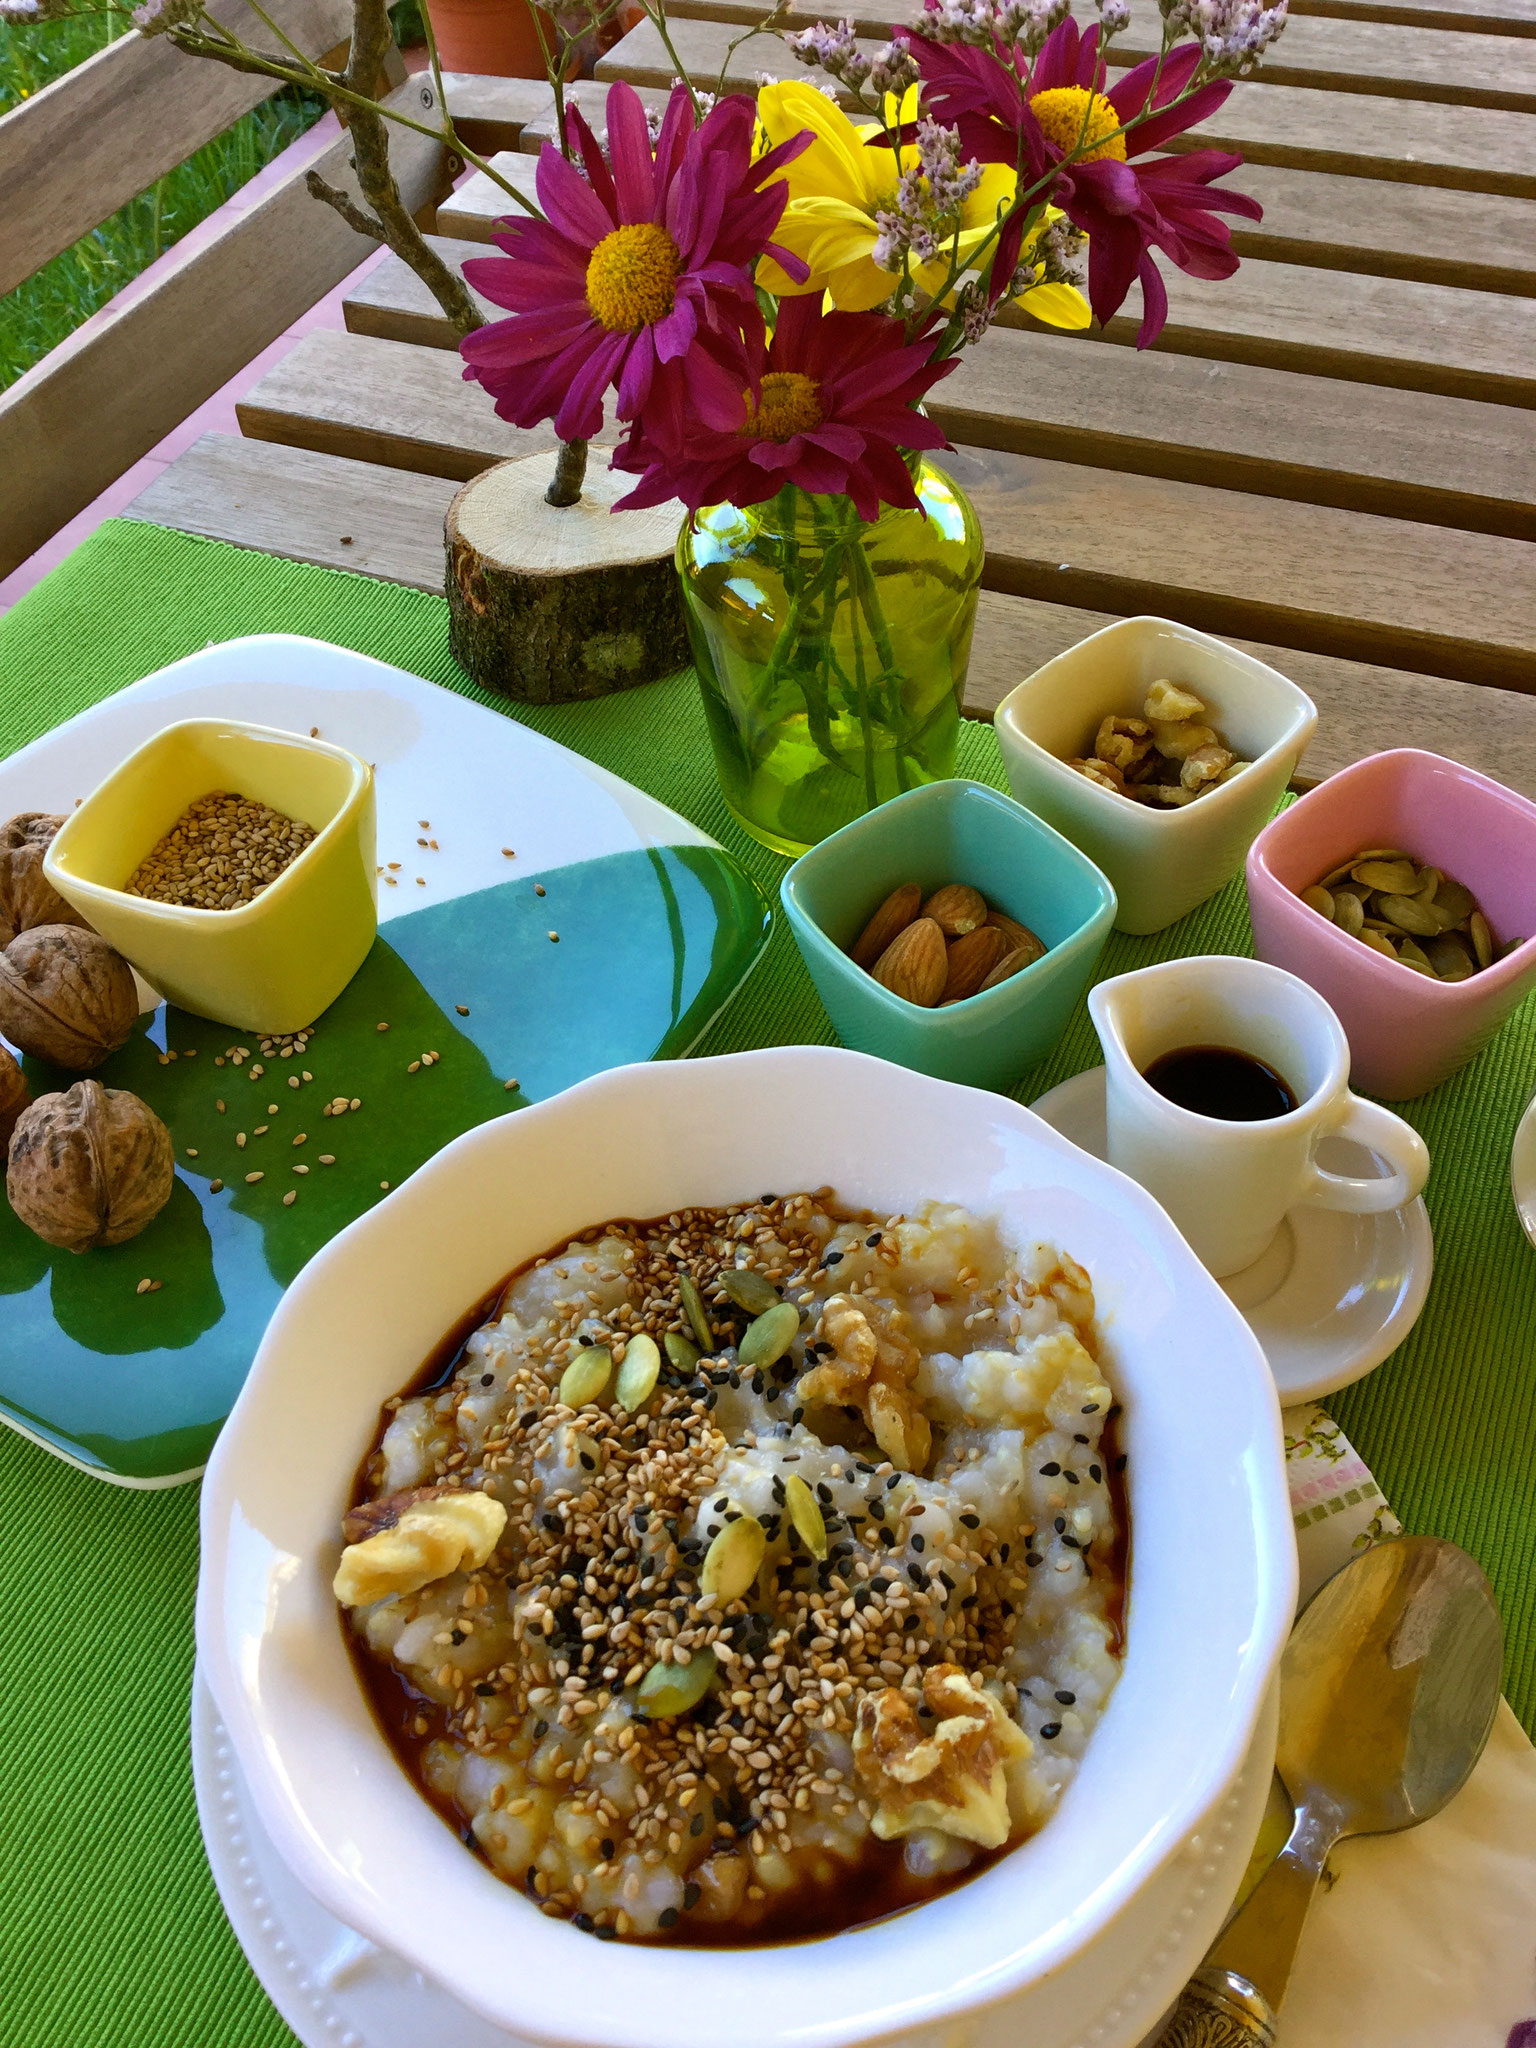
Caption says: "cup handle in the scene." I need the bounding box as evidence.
[1300,1094,1430,1214]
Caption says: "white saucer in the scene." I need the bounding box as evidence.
[190,1667,1271,2048]
[1512,1092,1536,1249]
[1030,1067,1433,1405]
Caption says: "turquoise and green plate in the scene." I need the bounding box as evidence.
[0,635,770,1486]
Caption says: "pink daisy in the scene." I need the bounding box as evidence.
[458,82,811,442]
[905,16,1261,344]
[610,294,957,522]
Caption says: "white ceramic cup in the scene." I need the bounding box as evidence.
[1088,956,1430,1278]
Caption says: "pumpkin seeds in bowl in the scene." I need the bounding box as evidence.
[1298,853,1514,980]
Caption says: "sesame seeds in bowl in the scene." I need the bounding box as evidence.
[197,1047,1293,2048]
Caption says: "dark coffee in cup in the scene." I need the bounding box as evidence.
[1142,1044,1298,1123]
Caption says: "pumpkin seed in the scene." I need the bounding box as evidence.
[1352,858,1419,894]
[1355,847,1409,864]
[1414,866,1441,904]
[1471,910,1494,969]
[738,1300,800,1370]
[615,1333,661,1412]
[1396,935,1435,975]
[664,1329,700,1373]
[783,1473,828,1559]
[700,1513,766,1601]
[1321,860,1360,889]
[1360,929,1398,960]
[1432,877,1475,925]
[1332,890,1365,938]
[1426,933,1476,982]
[636,1647,717,1719]
[1378,892,1441,938]
[558,1345,612,1407]
[678,1273,714,1353]
[1301,885,1335,918]
[720,1266,781,1315]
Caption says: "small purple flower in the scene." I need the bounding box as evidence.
[1160,0,1288,75]
[1505,2024,1536,2048]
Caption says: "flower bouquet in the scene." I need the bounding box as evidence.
[452,0,1289,850]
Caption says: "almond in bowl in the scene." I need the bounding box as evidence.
[855,883,1049,1010]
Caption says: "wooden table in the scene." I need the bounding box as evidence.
[119,3,1536,797]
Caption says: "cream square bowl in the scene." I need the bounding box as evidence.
[44,717,376,1034]
[993,619,1317,935]
[196,1046,1294,2048]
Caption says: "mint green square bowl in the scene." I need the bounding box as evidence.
[781,779,1117,1091]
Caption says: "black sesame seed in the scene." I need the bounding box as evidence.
[579,1452,596,1470]
[790,1407,804,1424]
[903,1612,921,1631]
[1054,1516,1066,1533]
[534,1719,549,1737]
[1055,1689,1076,1705]
[705,1391,719,1410]
[1064,1471,1079,1485]
[1089,1465,1102,1483]
[760,1193,777,1204]
[474,1682,494,1696]
[573,1912,596,1932]
[1039,1721,1062,1740]
[1025,1551,1042,1567]
[1062,1534,1080,1549]
[886,1474,900,1490]
[1073,1432,1089,1444]
[1039,1462,1061,1477]
[595,1926,617,1941]
[519,1410,539,1428]
[770,1476,786,1502]
[816,1482,833,1504]
[690,1814,704,1837]
[911,1534,925,1552]
[879,1528,895,1546]
[542,1513,561,1532]
[480,1373,495,1387]
[1082,1402,1100,1414]
[658,1907,679,1929]
[824,1251,843,1266]
[866,1231,882,1246]
[959,1512,980,1529]
[1115,1454,1128,1472]
[751,1374,766,1396]
[683,1883,702,1910]
[1000,1543,1010,1561]
[526,1866,539,1894]
[601,1837,615,1858]
[713,1797,728,1820]
[449,1628,465,1645]
[907,1563,925,1586]
[937,1571,955,1592]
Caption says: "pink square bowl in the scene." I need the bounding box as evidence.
[1246,749,1536,1100]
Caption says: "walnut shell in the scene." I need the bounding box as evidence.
[1,812,65,853]
[0,925,137,1070]
[0,840,91,949]
[0,1045,29,1154]
[6,1080,173,1252]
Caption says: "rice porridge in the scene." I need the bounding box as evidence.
[335,1191,1127,1943]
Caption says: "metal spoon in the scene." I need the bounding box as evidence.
[1156,1535,1503,2046]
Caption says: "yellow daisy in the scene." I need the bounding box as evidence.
[755,80,1089,330]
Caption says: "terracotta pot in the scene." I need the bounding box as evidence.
[423,0,547,77]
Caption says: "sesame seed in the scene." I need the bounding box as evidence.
[283,1190,297,1206]
[245,1172,264,1184]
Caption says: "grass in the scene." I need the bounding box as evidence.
[0,11,341,389]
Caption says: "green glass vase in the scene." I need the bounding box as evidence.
[676,460,986,855]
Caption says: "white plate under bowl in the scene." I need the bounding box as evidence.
[1512,1092,1536,1248]
[195,1046,1295,2048]
[191,1666,1276,2048]
[1030,1067,1433,1405]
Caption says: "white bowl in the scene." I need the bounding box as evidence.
[992,617,1317,935]
[196,1047,1296,2048]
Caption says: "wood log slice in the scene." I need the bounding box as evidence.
[444,450,690,703]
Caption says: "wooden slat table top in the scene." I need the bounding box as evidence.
[598,17,1536,194]
[341,251,1536,540]
[122,433,1536,802]
[115,0,1536,825]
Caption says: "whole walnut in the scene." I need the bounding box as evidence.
[6,1080,174,1252]
[0,839,91,949]
[1,812,65,852]
[0,925,138,1070]
[0,1045,29,1154]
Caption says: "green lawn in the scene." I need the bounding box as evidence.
[0,12,328,388]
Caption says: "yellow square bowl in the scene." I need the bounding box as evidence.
[43,718,377,1035]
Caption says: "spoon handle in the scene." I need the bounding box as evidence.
[1154,1965,1277,2045]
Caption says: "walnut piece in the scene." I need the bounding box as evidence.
[1143,679,1206,723]
[6,1079,173,1252]
[853,1664,1031,1849]
[798,1294,932,1473]
[1093,714,1152,774]
[1067,757,1125,797]
[0,841,90,950]
[0,1045,29,1154]
[342,1482,453,1546]
[0,924,138,1069]
[1180,742,1235,791]
[333,1488,507,1606]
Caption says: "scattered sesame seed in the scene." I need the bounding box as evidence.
[456,1005,470,1016]
[548,930,559,942]
[283,1190,297,1206]
[319,1155,335,1165]
[210,1180,224,1194]
[245,1172,264,1184]
[534,883,546,897]
[377,1022,389,1033]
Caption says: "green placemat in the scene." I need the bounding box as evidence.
[2,520,1534,2048]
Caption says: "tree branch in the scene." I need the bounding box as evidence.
[304,169,385,239]
[546,439,590,507]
